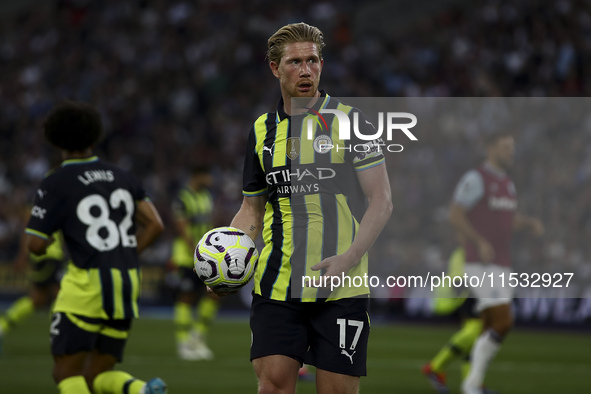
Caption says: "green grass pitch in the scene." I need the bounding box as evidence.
[0,312,589,393]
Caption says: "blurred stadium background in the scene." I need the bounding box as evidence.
[0,0,590,392]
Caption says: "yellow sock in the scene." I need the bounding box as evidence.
[455,318,482,354]
[58,376,91,394]
[430,318,482,373]
[430,342,456,373]
[0,296,34,333]
[194,297,219,336]
[94,370,145,394]
[461,358,471,380]
[174,302,192,342]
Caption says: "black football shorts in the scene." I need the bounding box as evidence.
[250,294,370,376]
[50,312,132,362]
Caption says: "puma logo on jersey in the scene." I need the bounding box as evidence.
[262,145,274,156]
[341,349,356,364]
[37,189,47,200]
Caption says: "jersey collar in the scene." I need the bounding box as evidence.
[482,161,507,178]
[275,90,330,123]
[61,156,99,167]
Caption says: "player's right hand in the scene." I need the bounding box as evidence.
[477,238,495,263]
[206,285,232,297]
[192,267,232,297]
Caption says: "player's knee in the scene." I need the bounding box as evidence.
[491,316,513,336]
[497,320,513,336]
[316,370,360,394]
[51,366,61,384]
[52,353,87,385]
[257,378,295,394]
[255,367,297,394]
[84,375,95,392]
[52,364,73,385]
[83,370,98,390]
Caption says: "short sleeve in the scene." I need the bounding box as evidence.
[25,176,63,240]
[129,173,148,202]
[452,170,484,209]
[242,126,268,196]
[349,111,386,171]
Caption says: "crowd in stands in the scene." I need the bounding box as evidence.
[1,0,590,292]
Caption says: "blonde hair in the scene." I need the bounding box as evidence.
[267,22,325,64]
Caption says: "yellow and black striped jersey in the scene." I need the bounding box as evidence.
[25,156,148,319]
[242,91,385,302]
[171,187,213,267]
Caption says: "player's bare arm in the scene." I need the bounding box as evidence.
[15,227,33,272]
[135,199,164,253]
[25,233,51,256]
[230,195,266,241]
[513,212,544,236]
[312,163,393,277]
[449,203,494,262]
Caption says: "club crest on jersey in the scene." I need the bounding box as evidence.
[313,135,332,154]
[286,137,300,160]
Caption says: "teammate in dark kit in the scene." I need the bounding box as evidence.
[24,101,167,394]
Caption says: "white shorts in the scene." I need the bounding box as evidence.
[464,263,514,313]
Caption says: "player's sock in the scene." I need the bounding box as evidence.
[0,317,6,335]
[58,375,91,394]
[0,296,34,334]
[429,343,457,373]
[461,355,471,381]
[462,329,503,391]
[193,297,218,336]
[430,318,482,373]
[455,318,482,353]
[174,301,193,343]
[94,370,145,394]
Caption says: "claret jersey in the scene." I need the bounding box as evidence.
[453,163,517,267]
[26,156,148,319]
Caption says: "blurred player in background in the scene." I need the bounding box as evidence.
[0,227,65,354]
[24,101,167,394]
[448,132,543,394]
[422,246,483,394]
[170,165,218,360]
[226,22,392,394]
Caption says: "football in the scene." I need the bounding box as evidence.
[194,226,258,293]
